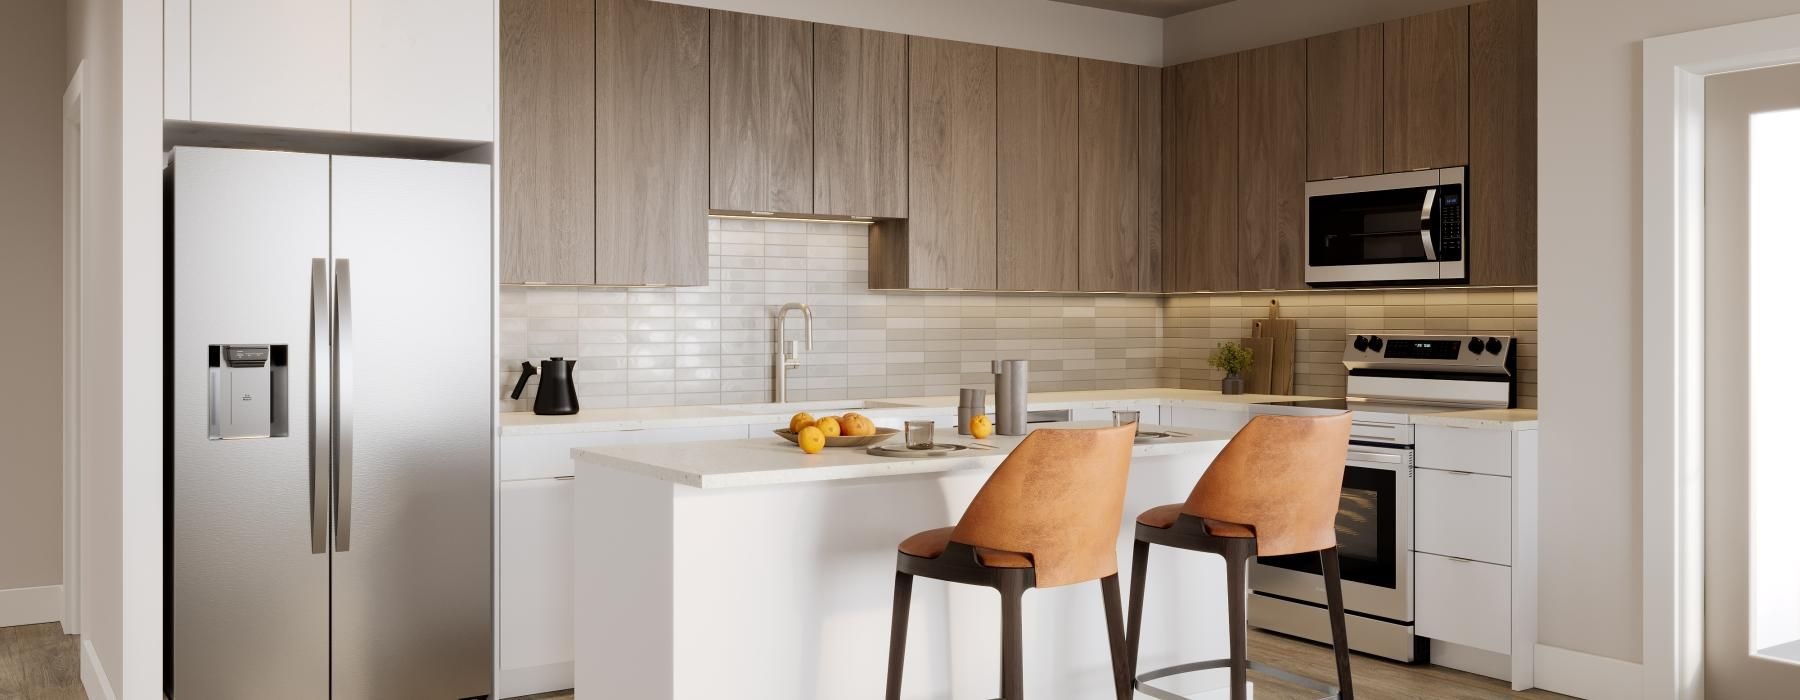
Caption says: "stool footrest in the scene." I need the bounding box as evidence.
[1136,658,1340,700]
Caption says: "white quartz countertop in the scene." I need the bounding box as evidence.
[501,388,1325,435]
[1409,408,1539,430]
[572,422,1235,489]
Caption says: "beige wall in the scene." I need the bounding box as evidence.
[1538,0,1800,666]
[663,0,1165,65]
[1162,0,1472,64]
[0,0,66,594]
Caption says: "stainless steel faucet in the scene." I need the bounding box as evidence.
[773,302,814,403]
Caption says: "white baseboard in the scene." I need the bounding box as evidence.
[81,638,117,700]
[0,584,62,628]
[1532,643,1643,700]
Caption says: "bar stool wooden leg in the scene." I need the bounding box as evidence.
[1100,574,1131,700]
[1000,577,1027,700]
[1225,540,1251,700]
[885,571,913,700]
[1125,539,1150,678]
[1321,547,1356,700]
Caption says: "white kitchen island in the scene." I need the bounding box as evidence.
[571,422,1244,700]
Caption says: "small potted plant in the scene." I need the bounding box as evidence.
[1209,342,1254,395]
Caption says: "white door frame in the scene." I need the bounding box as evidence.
[61,61,85,636]
[1642,12,1800,700]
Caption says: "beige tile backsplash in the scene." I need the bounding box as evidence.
[502,218,1537,411]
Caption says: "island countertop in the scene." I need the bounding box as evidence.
[571,422,1236,489]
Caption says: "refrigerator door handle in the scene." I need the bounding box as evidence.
[333,258,354,552]
[311,258,330,554]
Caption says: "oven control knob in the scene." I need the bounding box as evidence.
[1486,337,1505,355]
[1368,336,1384,352]
[1353,335,1369,352]
[1468,337,1484,355]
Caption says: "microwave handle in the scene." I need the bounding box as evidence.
[1419,188,1439,262]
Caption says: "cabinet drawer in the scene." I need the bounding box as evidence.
[1168,407,1251,433]
[1415,468,1511,564]
[1416,552,1510,655]
[1416,425,1512,476]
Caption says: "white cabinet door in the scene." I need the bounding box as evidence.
[1415,468,1512,565]
[1415,552,1512,655]
[191,0,351,131]
[1165,406,1251,433]
[498,478,575,698]
[352,0,496,141]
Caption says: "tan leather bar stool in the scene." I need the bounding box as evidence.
[1126,413,1355,700]
[885,424,1138,700]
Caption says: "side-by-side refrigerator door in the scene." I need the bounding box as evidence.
[327,155,495,700]
[170,146,332,700]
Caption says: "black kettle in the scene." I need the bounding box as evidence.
[510,358,580,416]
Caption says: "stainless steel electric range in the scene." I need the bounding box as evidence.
[1245,333,1516,663]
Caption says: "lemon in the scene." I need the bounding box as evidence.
[788,412,816,434]
[797,425,826,454]
[969,415,994,439]
[816,416,843,438]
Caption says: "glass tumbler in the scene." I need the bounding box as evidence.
[905,420,936,450]
[1112,410,1141,433]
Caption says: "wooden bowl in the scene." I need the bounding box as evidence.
[773,427,899,448]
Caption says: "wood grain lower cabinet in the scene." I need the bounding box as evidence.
[1162,54,1238,292]
[1384,6,1469,172]
[879,37,998,290]
[1306,25,1384,181]
[500,0,596,285]
[709,11,813,214]
[595,0,710,286]
[1137,66,1163,293]
[813,25,908,219]
[1469,0,1537,285]
[1237,40,1307,291]
[1078,59,1138,293]
[998,49,1079,292]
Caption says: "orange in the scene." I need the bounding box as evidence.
[841,414,876,437]
[797,425,826,454]
[816,416,843,438]
[969,415,994,439]
[788,412,816,434]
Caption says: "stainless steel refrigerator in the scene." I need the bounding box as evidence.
[168,146,494,699]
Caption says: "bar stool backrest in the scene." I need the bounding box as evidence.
[949,425,1138,587]
[1182,413,1352,556]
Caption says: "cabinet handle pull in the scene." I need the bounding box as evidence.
[1446,556,1475,564]
[554,475,575,481]
[1444,469,1475,476]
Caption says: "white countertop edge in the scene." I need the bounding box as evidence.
[1408,409,1539,430]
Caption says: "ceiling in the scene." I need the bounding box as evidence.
[1049,0,1239,19]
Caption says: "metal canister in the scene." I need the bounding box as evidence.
[991,359,1029,436]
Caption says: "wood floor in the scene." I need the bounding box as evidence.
[0,622,1570,699]
[0,623,83,700]
[515,629,1571,699]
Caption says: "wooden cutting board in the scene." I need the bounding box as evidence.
[1251,301,1298,395]
[1240,337,1275,395]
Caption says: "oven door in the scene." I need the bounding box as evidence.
[1249,442,1414,623]
[1305,168,1465,285]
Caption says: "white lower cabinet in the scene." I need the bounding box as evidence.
[1414,468,1512,565]
[498,477,575,698]
[1164,406,1251,433]
[1415,552,1511,655]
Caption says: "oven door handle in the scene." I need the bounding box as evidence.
[1346,449,1409,467]
[1419,188,1439,262]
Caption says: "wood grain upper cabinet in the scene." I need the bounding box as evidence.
[1077,59,1138,293]
[1137,66,1163,293]
[1384,6,1469,172]
[902,38,998,290]
[1238,40,1307,291]
[1306,25,1383,181]
[998,49,1079,292]
[1469,0,1536,285]
[595,0,710,286]
[500,0,596,285]
[352,0,496,141]
[1162,55,1238,293]
[710,12,813,214]
[813,25,908,219]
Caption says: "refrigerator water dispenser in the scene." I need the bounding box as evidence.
[208,344,289,439]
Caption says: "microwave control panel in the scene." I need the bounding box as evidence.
[1438,187,1463,262]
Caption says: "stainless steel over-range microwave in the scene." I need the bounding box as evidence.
[1305,167,1465,286]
